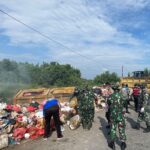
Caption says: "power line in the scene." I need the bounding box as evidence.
[0,9,119,71]
[0,9,91,60]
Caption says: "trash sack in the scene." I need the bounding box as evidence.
[16,114,23,122]
[69,115,80,130]
[24,133,30,139]
[22,107,28,114]
[11,111,18,118]
[36,128,44,136]
[22,116,28,123]
[12,105,21,112]
[27,127,38,139]
[13,127,27,140]
[0,103,7,111]
[6,104,13,111]
[35,110,43,118]
[101,102,106,108]
[36,118,44,128]
[61,106,73,112]
[69,98,77,108]
[0,134,8,149]
[27,106,37,112]
[60,114,67,124]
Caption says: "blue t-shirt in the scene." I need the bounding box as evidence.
[43,98,59,110]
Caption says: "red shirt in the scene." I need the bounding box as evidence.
[133,87,140,96]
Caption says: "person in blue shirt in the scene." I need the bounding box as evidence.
[43,96,63,140]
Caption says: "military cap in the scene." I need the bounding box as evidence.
[112,85,120,91]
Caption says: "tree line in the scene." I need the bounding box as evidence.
[0,59,120,100]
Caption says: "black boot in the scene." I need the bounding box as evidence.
[106,125,110,129]
[121,142,126,150]
[132,123,140,130]
[108,141,115,150]
[143,126,150,133]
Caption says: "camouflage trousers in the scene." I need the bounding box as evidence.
[137,111,150,127]
[110,118,126,141]
[79,108,94,130]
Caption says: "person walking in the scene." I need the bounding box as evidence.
[121,84,130,113]
[133,85,150,132]
[107,85,127,150]
[133,84,141,112]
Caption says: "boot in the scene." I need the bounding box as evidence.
[121,142,126,150]
[106,125,110,129]
[132,123,140,130]
[143,126,150,133]
[108,141,115,150]
[126,110,130,114]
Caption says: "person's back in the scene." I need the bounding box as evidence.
[108,92,125,121]
[43,97,63,140]
[107,86,127,150]
[43,98,58,110]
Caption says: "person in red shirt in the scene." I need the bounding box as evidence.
[132,84,141,112]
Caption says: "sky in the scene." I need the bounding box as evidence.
[0,0,150,79]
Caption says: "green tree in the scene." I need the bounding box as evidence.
[144,68,150,76]
[94,71,120,85]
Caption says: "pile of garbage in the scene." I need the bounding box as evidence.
[93,85,113,111]
[0,100,80,149]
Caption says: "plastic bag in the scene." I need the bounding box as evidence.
[27,106,37,112]
[69,115,80,130]
[13,127,27,140]
[0,134,8,149]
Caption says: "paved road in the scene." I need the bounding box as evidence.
[5,105,150,150]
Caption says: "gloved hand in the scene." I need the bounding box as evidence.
[140,107,144,113]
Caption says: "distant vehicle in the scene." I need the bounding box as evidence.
[121,71,150,92]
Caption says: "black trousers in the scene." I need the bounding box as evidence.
[106,110,111,124]
[44,106,62,138]
[125,98,129,112]
[134,96,140,112]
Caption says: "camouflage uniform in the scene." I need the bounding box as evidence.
[72,87,95,129]
[137,90,150,128]
[107,91,126,141]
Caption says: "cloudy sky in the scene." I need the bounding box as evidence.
[0,0,150,79]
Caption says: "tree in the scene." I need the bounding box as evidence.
[144,68,150,77]
[94,71,120,85]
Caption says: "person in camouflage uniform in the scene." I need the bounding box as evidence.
[133,85,150,132]
[71,85,95,130]
[107,85,127,150]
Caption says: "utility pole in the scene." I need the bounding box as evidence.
[122,66,124,78]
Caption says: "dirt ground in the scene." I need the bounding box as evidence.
[5,104,150,150]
